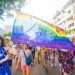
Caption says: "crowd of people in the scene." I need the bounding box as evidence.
[0,36,75,75]
[33,47,75,75]
[0,36,33,75]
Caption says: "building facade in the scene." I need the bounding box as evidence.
[53,0,75,38]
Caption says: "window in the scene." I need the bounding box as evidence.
[68,23,74,28]
[68,9,71,14]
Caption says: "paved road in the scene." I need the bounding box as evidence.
[46,63,60,75]
[31,64,47,75]
[15,64,47,75]
[15,63,61,75]
[71,69,75,75]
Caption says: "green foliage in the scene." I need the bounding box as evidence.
[0,0,25,12]
[0,0,4,8]
[0,16,4,21]
[4,32,11,37]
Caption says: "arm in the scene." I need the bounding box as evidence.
[15,57,21,70]
[0,55,8,64]
[13,56,21,75]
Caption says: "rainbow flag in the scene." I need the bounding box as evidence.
[11,12,75,50]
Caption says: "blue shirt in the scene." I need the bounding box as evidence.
[0,47,6,60]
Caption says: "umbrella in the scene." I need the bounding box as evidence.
[11,12,75,50]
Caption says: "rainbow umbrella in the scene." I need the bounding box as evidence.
[11,12,75,50]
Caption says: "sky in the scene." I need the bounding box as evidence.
[21,0,69,23]
[0,0,69,33]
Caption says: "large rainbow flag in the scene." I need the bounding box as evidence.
[11,12,75,50]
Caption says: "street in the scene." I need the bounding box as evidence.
[15,63,60,75]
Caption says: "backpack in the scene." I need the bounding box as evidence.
[24,51,32,65]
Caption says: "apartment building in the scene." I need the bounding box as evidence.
[53,0,75,38]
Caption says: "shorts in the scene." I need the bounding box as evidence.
[21,64,31,71]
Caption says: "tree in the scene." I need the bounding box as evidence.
[0,0,25,15]
[0,0,26,22]
[4,32,11,37]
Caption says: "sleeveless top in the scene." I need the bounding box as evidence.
[19,49,31,65]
